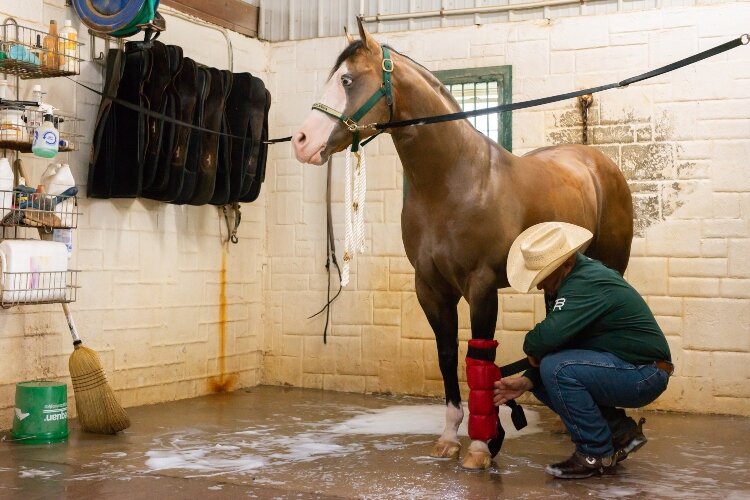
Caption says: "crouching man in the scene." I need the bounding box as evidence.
[494,222,672,479]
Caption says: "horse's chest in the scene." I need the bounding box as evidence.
[403,215,486,283]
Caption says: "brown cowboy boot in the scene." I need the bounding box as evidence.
[545,451,617,479]
[613,417,647,463]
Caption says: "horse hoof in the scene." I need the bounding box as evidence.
[430,440,461,460]
[461,450,491,471]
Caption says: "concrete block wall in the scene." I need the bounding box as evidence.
[264,3,750,415]
[0,1,268,426]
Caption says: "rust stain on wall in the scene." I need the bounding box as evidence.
[210,245,238,393]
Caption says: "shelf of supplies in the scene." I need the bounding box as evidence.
[0,269,78,308]
[0,23,83,79]
[0,103,82,152]
[0,190,78,233]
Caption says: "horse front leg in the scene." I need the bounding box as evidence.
[462,284,500,471]
[415,277,462,459]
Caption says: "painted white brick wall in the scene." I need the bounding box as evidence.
[0,1,268,426]
[2,1,748,427]
[264,3,750,415]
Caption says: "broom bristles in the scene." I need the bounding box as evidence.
[69,344,131,434]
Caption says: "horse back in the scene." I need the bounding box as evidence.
[512,144,633,274]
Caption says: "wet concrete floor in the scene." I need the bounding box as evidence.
[1,385,749,499]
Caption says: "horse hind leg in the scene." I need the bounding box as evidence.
[415,277,462,460]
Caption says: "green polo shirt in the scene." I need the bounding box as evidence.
[522,253,670,386]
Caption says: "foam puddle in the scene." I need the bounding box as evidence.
[329,403,541,438]
[135,404,541,479]
[141,427,363,478]
[18,468,61,479]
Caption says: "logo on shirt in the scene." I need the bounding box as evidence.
[553,298,566,311]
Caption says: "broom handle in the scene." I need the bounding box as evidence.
[62,302,82,345]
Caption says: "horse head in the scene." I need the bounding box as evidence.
[293,18,394,165]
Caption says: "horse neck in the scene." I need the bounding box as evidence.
[388,63,499,196]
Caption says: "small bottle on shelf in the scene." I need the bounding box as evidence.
[32,84,43,105]
[58,20,78,73]
[42,20,60,70]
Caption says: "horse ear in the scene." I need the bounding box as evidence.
[356,16,380,53]
[344,25,355,44]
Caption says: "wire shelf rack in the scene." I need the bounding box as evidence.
[0,190,78,236]
[0,23,83,79]
[0,103,82,152]
[0,268,78,307]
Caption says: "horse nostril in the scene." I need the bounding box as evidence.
[294,131,307,147]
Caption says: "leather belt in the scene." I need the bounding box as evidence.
[655,360,674,376]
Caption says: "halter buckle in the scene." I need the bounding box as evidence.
[344,117,358,132]
[382,58,394,73]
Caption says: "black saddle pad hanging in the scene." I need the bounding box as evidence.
[209,70,235,206]
[239,88,271,203]
[141,40,171,191]
[188,66,230,206]
[87,42,272,206]
[88,43,151,198]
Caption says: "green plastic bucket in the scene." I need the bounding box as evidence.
[11,381,68,444]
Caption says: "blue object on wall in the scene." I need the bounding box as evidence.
[72,0,160,37]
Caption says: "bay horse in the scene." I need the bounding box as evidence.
[292,19,633,470]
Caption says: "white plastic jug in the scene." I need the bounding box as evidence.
[45,164,76,227]
[40,163,61,194]
[0,157,14,218]
[31,114,59,159]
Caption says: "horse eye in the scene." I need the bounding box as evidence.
[341,74,353,87]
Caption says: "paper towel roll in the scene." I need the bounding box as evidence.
[0,240,69,304]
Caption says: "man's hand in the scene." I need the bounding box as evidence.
[528,355,539,367]
[493,376,533,406]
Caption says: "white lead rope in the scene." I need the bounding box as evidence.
[341,146,367,286]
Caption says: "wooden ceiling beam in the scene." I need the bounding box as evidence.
[161,0,258,38]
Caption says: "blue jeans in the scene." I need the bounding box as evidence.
[531,349,669,458]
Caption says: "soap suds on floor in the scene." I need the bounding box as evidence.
[328,404,541,437]
[80,404,541,480]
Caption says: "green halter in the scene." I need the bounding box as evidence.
[311,46,394,153]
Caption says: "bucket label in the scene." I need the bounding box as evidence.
[15,407,30,421]
[42,402,67,422]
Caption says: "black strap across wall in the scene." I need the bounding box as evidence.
[372,34,748,131]
[264,33,748,144]
[69,34,747,145]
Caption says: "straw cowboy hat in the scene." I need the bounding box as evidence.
[507,222,593,293]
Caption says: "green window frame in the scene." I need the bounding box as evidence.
[433,65,513,151]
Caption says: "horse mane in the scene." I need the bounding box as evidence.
[392,48,463,114]
[331,41,462,113]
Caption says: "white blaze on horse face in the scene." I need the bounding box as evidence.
[293,63,349,165]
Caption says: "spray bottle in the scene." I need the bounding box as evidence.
[31,114,59,158]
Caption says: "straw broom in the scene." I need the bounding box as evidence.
[63,303,130,434]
